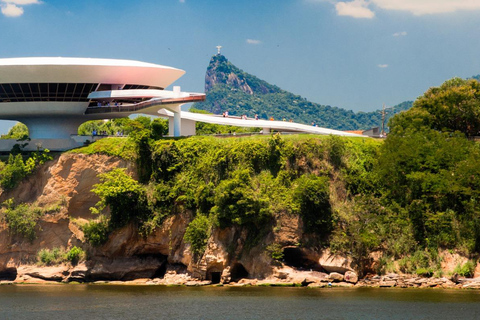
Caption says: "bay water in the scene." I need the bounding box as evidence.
[1,285,480,319]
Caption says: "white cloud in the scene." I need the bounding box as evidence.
[316,0,480,18]
[179,0,185,3]
[393,31,407,37]
[246,39,262,45]
[371,0,480,15]
[2,0,41,4]
[1,3,23,16]
[0,0,41,17]
[335,0,374,18]
[378,64,388,68]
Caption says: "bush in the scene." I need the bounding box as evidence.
[37,247,66,266]
[0,149,52,191]
[91,169,151,229]
[184,214,211,257]
[212,169,270,228]
[37,246,85,266]
[293,175,332,233]
[2,199,42,241]
[82,217,110,246]
[66,246,85,265]
[0,154,27,190]
[454,260,476,278]
[266,243,284,260]
[415,267,434,277]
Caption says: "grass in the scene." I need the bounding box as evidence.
[69,137,136,160]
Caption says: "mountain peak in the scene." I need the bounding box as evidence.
[205,54,281,95]
[196,55,412,130]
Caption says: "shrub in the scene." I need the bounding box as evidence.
[66,246,85,265]
[2,199,42,241]
[82,217,110,246]
[415,267,434,277]
[266,243,284,260]
[0,154,27,190]
[212,169,270,228]
[326,135,346,169]
[37,247,66,266]
[184,214,211,257]
[90,169,150,229]
[454,260,476,278]
[293,175,332,233]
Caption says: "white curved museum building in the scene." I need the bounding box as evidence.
[0,57,205,140]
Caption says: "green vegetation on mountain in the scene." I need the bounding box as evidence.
[194,54,412,130]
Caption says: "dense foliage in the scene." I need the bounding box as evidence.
[194,54,412,130]
[0,149,52,190]
[83,133,364,253]
[75,77,480,276]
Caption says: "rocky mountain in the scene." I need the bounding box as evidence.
[194,54,413,130]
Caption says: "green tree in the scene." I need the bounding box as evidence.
[91,168,150,229]
[212,169,270,229]
[293,175,332,233]
[184,214,211,257]
[392,78,480,137]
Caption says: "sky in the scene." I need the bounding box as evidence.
[1,0,480,120]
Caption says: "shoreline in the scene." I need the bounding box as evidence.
[3,274,480,290]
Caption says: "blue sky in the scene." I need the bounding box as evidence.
[1,0,480,116]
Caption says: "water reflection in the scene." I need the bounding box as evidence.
[0,285,479,319]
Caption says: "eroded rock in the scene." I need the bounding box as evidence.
[319,249,354,274]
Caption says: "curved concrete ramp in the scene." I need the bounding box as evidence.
[157,109,366,137]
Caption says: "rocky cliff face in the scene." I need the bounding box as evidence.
[0,154,476,286]
[0,153,330,284]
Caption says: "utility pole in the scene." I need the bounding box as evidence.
[381,103,386,137]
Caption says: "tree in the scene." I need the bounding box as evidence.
[391,78,480,137]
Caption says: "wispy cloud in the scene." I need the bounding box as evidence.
[336,0,374,18]
[314,0,480,18]
[179,0,185,3]
[393,31,407,37]
[2,0,41,4]
[0,0,41,17]
[246,39,262,45]
[378,64,388,68]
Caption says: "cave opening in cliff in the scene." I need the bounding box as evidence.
[209,272,221,284]
[282,247,322,271]
[0,268,17,281]
[153,261,167,279]
[230,263,249,282]
[206,267,223,284]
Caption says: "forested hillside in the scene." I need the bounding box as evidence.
[194,54,412,130]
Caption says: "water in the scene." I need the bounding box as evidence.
[1,285,480,319]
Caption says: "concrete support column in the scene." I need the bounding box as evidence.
[173,111,181,137]
[168,118,175,136]
[164,104,183,137]
[20,117,85,139]
[262,127,271,135]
